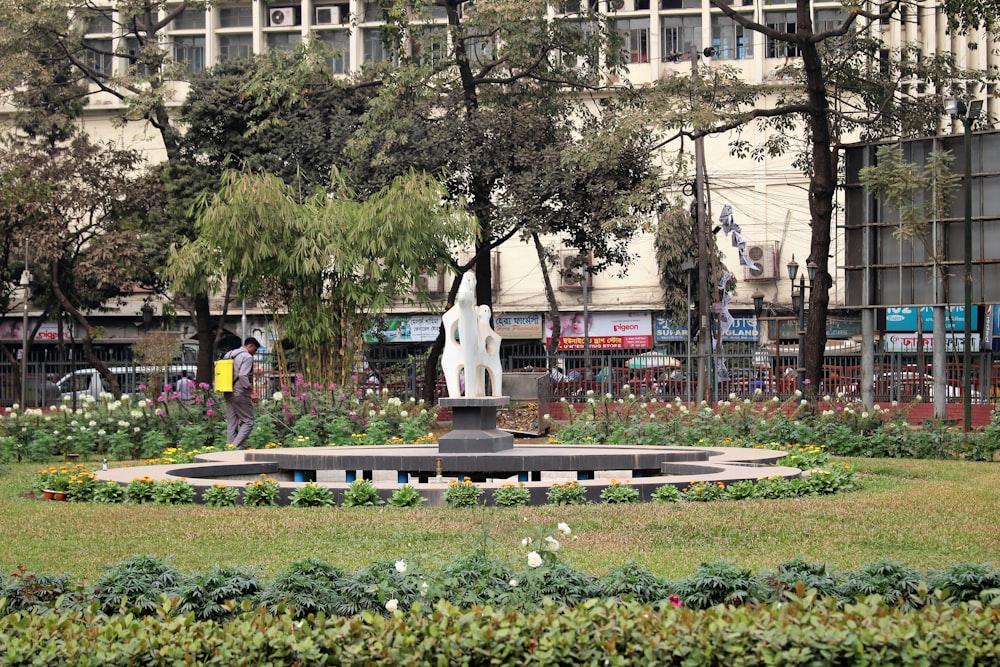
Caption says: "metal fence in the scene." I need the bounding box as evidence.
[3,342,997,408]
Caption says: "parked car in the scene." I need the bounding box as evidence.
[56,365,198,401]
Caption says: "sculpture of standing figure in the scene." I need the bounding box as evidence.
[441,271,503,398]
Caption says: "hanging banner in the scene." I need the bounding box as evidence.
[545,312,653,350]
[364,315,442,343]
[654,315,759,342]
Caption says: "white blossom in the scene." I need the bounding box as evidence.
[557,522,572,536]
[527,551,543,568]
[385,598,398,612]
[395,559,407,573]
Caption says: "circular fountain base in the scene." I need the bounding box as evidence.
[95,443,801,506]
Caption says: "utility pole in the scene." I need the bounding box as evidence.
[693,46,711,404]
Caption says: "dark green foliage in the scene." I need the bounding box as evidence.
[255,558,347,617]
[90,555,184,615]
[510,561,600,609]
[596,562,667,603]
[332,559,421,616]
[929,563,1000,603]
[669,561,764,609]
[432,554,514,609]
[760,558,840,601]
[0,566,80,613]
[837,559,926,610]
[176,565,261,621]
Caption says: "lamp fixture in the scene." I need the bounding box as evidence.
[752,289,765,319]
[806,258,818,283]
[786,255,799,282]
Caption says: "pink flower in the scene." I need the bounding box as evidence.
[138,384,147,391]
[669,594,682,608]
[205,399,215,407]
[157,396,167,403]
[803,379,812,385]
[155,409,166,417]
[205,409,215,417]
[163,383,173,392]
[198,382,211,390]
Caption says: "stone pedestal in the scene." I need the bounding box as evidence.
[438,396,514,454]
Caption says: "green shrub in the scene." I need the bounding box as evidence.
[492,483,530,507]
[243,476,280,507]
[153,479,195,505]
[90,555,184,615]
[124,476,157,504]
[600,479,640,504]
[176,565,261,621]
[682,480,726,502]
[202,483,239,507]
[443,478,483,508]
[341,479,384,507]
[255,558,347,617]
[91,481,126,503]
[838,559,926,610]
[546,480,587,506]
[671,561,763,609]
[650,484,682,503]
[289,483,336,507]
[387,484,426,508]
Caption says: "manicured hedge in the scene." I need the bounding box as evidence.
[1,597,998,665]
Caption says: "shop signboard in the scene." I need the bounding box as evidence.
[546,312,653,350]
[364,315,442,343]
[882,332,980,352]
[885,306,977,332]
[493,313,544,339]
[653,314,759,342]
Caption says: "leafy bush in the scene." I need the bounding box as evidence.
[202,483,239,507]
[928,562,1000,603]
[341,479,384,507]
[443,478,483,508]
[255,558,347,617]
[289,483,336,507]
[650,484,682,503]
[176,565,262,621]
[492,483,530,507]
[670,561,763,609]
[243,476,280,507]
[600,479,640,504]
[596,561,668,603]
[153,479,196,505]
[546,480,587,506]
[0,566,80,613]
[682,480,726,502]
[91,481,126,503]
[838,559,926,610]
[124,476,157,504]
[90,555,184,615]
[387,484,426,508]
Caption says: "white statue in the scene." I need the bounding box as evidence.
[441,271,503,398]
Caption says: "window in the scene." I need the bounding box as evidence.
[363,1,386,22]
[765,11,800,58]
[317,30,350,74]
[711,14,753,60]
[617,18,649,63]
[815,8,847,33]
[83,39,114,76]
[660,0,702,8]
[661,15,701,59]
[86,13,113,35]
[173,35,206,75]
[363,28,399,63]
[219,6,253,28]
[172,9,205,30]
[266,31,301,53]
[124,37,151,76]
[411,26,449,66]
[465,35,494,65]
[218,34,253,62]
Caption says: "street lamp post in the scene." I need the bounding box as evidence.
[787,256,817,391]
[19,252,31,413]
[944,97,983,432]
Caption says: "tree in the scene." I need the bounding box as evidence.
[641,0,991,395]
[166,167,474,386]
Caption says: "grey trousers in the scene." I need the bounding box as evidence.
[225,391,255,449]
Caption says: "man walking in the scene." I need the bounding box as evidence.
[224,337,260,450]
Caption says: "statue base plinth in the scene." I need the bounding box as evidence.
[438,396,514,454]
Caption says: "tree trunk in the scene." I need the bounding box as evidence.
[799,0,833,397]
[48,260,122,398]
[193,294,216,385]
[532,232,562,360]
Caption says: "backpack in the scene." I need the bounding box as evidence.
[213,358,234,393]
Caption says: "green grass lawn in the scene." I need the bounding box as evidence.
[1,458,997,581]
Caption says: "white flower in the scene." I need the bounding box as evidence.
[543,536,561,552]
[794,389,802,398]
[521,537,532,547]
[861,412,869,419]
[800,399,808,407]
[557,522,571,536]
[395,559,407,573]
[399,411,407,418]
[728,392,737,400]
[526,551,543,568]
[385,598,398,612]
[509,579,518,588]
[272,391,283,401]
[420,580,429,596]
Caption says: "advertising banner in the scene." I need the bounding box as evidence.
[882,332,981,352]
[365,315,442,343]
[885,306,977,332]
[546,312,653,350]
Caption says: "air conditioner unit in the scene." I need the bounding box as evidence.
[609,0,633,11]
[268,7,296,27]
[558,249,592,291]
[743,241,780,281]
[314,6,340,25]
